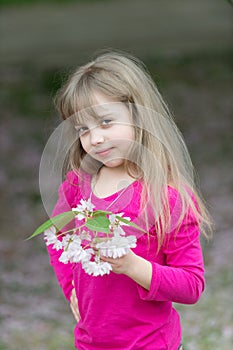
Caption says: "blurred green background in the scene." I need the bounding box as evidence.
[0,0,232,349]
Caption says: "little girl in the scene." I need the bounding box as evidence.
[45,50,211,350]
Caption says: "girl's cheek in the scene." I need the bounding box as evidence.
[80,138,89,154]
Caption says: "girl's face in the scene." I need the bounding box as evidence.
[76,92,135,169]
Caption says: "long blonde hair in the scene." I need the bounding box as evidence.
[54,49,212,250]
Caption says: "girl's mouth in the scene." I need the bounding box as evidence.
[95,147,113,157]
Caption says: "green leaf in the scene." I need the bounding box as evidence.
[116,216,146,232]
[27,211,76,240]
[51,210,76,230]
[85,215,110,234]
[92,210,112,216]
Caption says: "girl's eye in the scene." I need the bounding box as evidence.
[76,126,89,136]
[101,119,112,127]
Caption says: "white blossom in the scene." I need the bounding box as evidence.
[82,260,112,276]
[59,250,70,264]
[96,235,137,259]
[44,226,57,246]
[53,240,63,251]
[112,226,126,237]
[45,204,139,277]
[59,238,93,264]
[72,199,95,220]
[109,213,131,237]
[61,234,74,247]
[125,235,137,247]
[83,248,95,261]
[109,213,131,225]
[80,230,92,241]
[68,242,92,263]
[66,240,82,260]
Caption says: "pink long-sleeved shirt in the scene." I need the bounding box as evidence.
[47,170,205,350]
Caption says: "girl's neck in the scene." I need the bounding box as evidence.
[91,165,135,198]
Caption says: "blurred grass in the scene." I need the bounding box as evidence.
[1,330,75,350]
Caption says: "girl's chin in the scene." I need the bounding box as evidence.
[102,159,125,168]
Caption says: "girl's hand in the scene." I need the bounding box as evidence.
[100,250,152,291]
[100,249,137,275]
[70,282,80,322]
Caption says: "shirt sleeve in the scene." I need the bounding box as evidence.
[46,171,79,301]
[138,191,205,305]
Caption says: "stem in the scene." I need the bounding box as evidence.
[56,222,87,237]
[97,250,101,264]
[83,243,91,250]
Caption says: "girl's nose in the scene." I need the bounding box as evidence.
[89,127,105,146]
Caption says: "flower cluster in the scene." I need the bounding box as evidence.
[42,199,139,276]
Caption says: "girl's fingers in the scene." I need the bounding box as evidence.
[70,302,80,322]
[70,287,81,322]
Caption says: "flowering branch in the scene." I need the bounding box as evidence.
[29,199,145,276]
